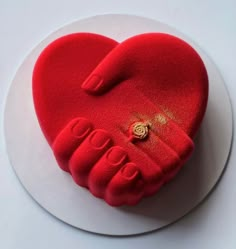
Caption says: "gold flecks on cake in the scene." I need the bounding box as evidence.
[160,106,181,124]
[154,113,167,125]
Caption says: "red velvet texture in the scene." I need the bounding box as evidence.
[32,33,208,206]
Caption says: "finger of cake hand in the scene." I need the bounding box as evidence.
[136,158,164,196]
[81,48,127,95]
[88,146,128,198]
[134,130,181,183]
[52,117,93,172]
[151,115,194,161]
[105,163,144,206]
[69,129,113,187]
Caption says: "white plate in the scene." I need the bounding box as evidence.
[4,14,233,236]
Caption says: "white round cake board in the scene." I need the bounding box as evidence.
[4,14,233,236]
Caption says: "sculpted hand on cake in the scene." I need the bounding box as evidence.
[33,33,208,206]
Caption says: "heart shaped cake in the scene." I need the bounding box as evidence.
[32,33,208,206]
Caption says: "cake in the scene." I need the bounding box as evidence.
[32,33,208,206]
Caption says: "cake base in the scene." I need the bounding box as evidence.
[4,14,233,236]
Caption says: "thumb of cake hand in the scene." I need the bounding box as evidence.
[81,46,128,95]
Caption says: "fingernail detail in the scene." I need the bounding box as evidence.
[82,74,103,92]
[90,130,111,148]
[121,163,139,178]
[107,146,127,165]
[72,118,92,137]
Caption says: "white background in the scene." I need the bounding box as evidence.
[0,1,235,248]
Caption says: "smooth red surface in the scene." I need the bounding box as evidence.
[33,33,208,206]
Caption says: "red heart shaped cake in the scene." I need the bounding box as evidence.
[32,33,208,206]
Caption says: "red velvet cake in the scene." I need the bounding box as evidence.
[32,33,208,206]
